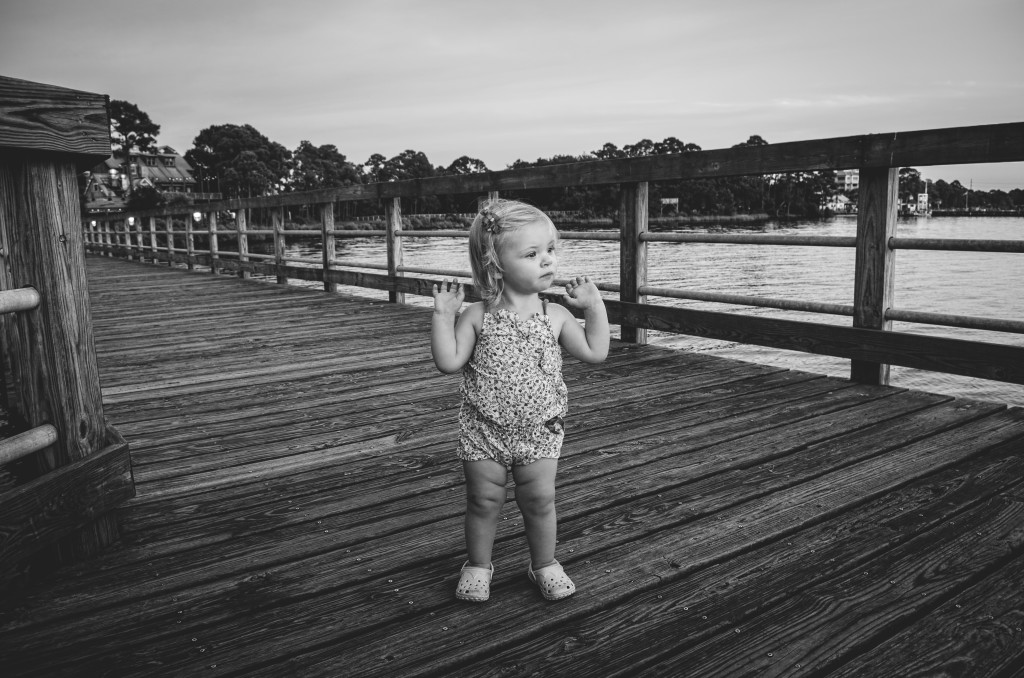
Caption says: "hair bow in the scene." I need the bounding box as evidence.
[480,209,500,233]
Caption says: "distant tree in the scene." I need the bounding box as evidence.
[289,141,361,192]
[108,99,161,198]
[899,168,923,203]
[591,143,624,160]
[109,99,160,156]
[379,149,436,182]
[734,134,769,148]
[362,153,387,183]
[444,155,489,175]
[622,138,656,157]
[186,124,291,198]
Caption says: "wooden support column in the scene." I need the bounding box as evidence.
[185,212,195,270]
[0,75,134,572]
[852,166,898,385]
[385,198,404,303]
[147,216,157,262]
[208,211,219,274]
[165,216,175,266]
[320,202,337,293]
[134,215,144,262]
[619,181,649,344]
[237,209,250,279]
[273,206,287,284]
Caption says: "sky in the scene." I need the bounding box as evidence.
[3,0,1023,190]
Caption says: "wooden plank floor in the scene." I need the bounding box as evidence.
[3,256,1024,677]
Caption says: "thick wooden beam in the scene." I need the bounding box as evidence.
[0,426,133,580]
[0,155,128,566]
[0,75,110,163]
[852,167,898,385]
[385,198,404,304]
[320,203,337,293]
[273,207,286,284]
[619,182,648,344]
[236,209,250,279]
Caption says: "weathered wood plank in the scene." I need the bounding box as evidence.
[0,75,110,160]
[827,543,1024,677]
[3,257,1021,678]
[445,435,1024,677]
[0,427,133,580]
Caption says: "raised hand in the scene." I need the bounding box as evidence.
[563,275,602,311]
[432,279,465,316]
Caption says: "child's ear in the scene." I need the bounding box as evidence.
[494,271,502,279]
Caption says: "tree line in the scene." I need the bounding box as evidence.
[109,99,1024,218]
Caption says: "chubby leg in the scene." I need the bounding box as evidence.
[462,459,508,567]
[512,458,559,569]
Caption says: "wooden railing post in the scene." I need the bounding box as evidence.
[208,211,219,274]
[165,216,175,266]
[320,202,337,293]
[134,215,144,262]
[273,206,286,284]
[619,181,649,344]
[385,197,404,303]
[98,220,108,258]
[185,212,195,270]
[237,209,250,279]
[147,216,156,263]
[852,166,899,385]
[0,150,133,568]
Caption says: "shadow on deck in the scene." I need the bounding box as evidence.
[2,256,1023,677]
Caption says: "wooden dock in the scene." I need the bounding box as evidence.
[2,256,1023,677]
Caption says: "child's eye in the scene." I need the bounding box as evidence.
[526,252,536,258]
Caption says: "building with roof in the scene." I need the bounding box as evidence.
[82,146,219,216]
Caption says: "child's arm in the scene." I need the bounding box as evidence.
[555,275,610,363]
[430,280,479,374]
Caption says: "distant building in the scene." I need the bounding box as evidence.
[835,169,859,192]
[82,146,219,216]
[823,193,854,214]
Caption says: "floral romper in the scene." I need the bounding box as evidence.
[457,303,568,468]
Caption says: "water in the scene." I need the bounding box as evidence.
[278,216,1024,407]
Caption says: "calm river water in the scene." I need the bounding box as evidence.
[282,215,1023,407]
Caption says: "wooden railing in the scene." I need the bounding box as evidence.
[1,75,134,583]
[85,122,1024,389]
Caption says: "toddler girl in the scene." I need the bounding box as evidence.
[431,198,609,602]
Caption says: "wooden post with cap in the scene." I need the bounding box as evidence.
[0,75,134,578]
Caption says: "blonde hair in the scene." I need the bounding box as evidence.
[468,198,556,306]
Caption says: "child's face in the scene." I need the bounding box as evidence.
[496,219,558,296]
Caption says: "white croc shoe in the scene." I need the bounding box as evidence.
[455,561,493,602]
[527,560,576,601]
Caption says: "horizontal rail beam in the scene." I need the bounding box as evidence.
[639,286,855,316]
[0,287,40,314]
[886,308,1024,334]
[642,233,857,247]
[612,300,1024,385]
[0,424,57,465]
[889,237,1024,253]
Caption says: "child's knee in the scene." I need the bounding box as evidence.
[515,484,555,515]
[466,485,505,514]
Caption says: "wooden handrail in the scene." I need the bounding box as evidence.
[84,120,1024,389]
[0,287,40,314]
[0,424,57,466]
